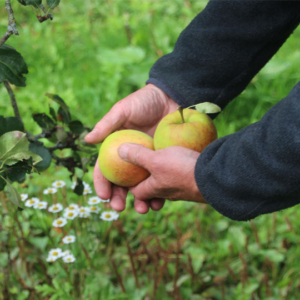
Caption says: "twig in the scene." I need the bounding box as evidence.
[3,79,22,122]
[37,4,53,23]
[0,0,19,47]
[110,258,126,293]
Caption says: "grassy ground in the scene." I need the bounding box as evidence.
[1,1,300,299]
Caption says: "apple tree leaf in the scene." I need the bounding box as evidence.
[0,45,28,87]
[68,120,85,134]
[17,0,42,7]
[0,131,42,166]
[47,0,60,9]
[193,102,222,114]
[29,143,52,172]
[0,175,6,191]
[0,116,24,137]
[1,175,22,208]
[32,113,55,130]
[6,161,32,183]
[45,93,71,123]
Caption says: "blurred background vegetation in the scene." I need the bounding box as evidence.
[1,0,300,299]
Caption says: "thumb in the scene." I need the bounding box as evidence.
[118,143,153,170]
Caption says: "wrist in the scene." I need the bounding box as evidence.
[145,83,179,112]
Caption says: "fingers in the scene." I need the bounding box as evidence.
[129,177,154,200]
[85,102,127,144]
[110,185,128,212]
[93,159,111,200]
[134,198,150,214]
[118,143,154,170]
[150,198,165,211]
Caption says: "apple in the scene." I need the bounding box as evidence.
[153,108,217,152]
[98,129,154,187]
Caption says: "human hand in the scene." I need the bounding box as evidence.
[118,143,206,204]
[84,84,179,213]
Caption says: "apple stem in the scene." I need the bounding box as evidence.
[177,106,185,123]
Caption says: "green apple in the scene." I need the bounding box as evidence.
[98,129,154,187]
[154,108,217,152]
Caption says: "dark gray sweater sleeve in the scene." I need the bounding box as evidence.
[147,1,300,109]
[146,1,300,220]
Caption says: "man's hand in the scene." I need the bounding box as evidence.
[118,143,206,204]
[84,84,179,214]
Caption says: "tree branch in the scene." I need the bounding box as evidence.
[0,0,19,47]
[3,80,22,122]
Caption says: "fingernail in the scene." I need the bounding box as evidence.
[85,129,98,140]
[118,144,129,160]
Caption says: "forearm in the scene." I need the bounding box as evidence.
[195,82,300,221]
[147,1,300,110]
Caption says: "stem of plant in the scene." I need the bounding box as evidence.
[177,106,185,123]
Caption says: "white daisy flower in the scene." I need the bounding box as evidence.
[79,212,90,218]
[20,194,28,201]
[78,207,88,214]
[62,254,76,263]
[100,211,119,221]
[25,198,39,207]
[83,181,90,187]
[89,206,101,214]
[87,196,102,205]
[61,250,71,257]
[48,203,63,213]
[46,256,56,262]
[65,204,79,211]
[78,207,90,218]
[43,187,58,195]
[48,248,63,260]
[52,180,66,188]
[83,187,93,195]
[33,201,48,210]
[62,235,76,244]
[63,210,79,220]
[52,217,67,227]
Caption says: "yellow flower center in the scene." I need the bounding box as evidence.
[69,207,75,210]
[29,200,34,204]
[67,238,72,241]
[49,189,53,193]
[53,206,58,210]
[105,214,111,218]
[67,258,72,261]
[53,252,58,256]
[57,182,61,186]
[57,220,63,225]
[91,207,96,211]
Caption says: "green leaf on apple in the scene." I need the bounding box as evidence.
[190,102,222,114]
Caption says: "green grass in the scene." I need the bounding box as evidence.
[1,1,300,299]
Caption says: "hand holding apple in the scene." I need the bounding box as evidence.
[118,143,206,203]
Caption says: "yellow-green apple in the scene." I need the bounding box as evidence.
[154,108,217,152]
[98,129,154,187]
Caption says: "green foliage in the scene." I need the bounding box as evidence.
[17,0,42,8]
[0,45,28,86]
[0,116,24,136]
